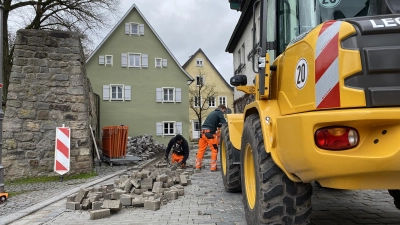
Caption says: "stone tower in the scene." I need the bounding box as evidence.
[2,29,97,180]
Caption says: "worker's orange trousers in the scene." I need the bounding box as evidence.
[196,131,218,171]
[171,153,184,164]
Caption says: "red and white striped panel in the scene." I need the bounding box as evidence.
[54,127,70,175]
[315,21,342,109]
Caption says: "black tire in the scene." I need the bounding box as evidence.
[220,123,242,192]
[388,190,400,209]
[240,114,312,225]
[0,196,6,203]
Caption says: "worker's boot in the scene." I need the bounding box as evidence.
[210,159,217,171]
[195,158,203,169]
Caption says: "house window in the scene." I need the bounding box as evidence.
[208,96,216,107]
[241,43,246,63]
[194,96,201,107]
[196,58,204,67]
[105,55,113,66]
[238,49,242,65]
[128,53,141,67]
[155,58,162,68]
[163,88,175,102]
[196,75,205,86]
[219,96,227,106]
[111,85,124,101]
[130,23,139,35]
[164,122,176,135]
[194,121,200,131]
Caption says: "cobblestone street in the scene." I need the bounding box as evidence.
[1,147,400,225]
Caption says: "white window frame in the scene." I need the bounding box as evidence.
[194,96,202,108]
[130,22,139,35]
[110,84,124,101]
[219,96,227,107]
[196,75,205,86]
[238,49,242,65]
[155,58,162,68]
[128,53,141,68]
[163,121,176,136]
[162,87,175,102]
[196,58,203,67]
[105,55,113,66]
[208,96,216,107]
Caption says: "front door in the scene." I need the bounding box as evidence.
[192,120,200,140]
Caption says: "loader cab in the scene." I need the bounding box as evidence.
[276,0,384,56]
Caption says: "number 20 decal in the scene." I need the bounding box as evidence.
[318,0,341,8]
[295,58,308,90]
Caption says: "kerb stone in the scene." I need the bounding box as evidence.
[165,191,178,200]
[66,202,80,210]
[101,200,122,212]
[90,209,110,220]
[120,194,132,206]
[74,188,89,204]
[179,175,188,186]
[144,199,160,211]
[92,201,103,210]
[152,181,163,193]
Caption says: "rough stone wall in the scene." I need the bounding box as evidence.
[2,29,95,180]
[233,94,255,113]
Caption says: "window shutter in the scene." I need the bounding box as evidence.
[139,24,144,35]
[124,86,131,101]
[121,53,128,67]
[156,122,163,136]
[125,23,130,34]
[176,122,183,134]
[156,88,163,102]
[162,59,168,68]
[103,85,110,100]
[141,54,148,68]
[99,55,105,65]
[175,88,181,103]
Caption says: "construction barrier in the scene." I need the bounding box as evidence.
[54,126,70,175]
[102,125,128,159]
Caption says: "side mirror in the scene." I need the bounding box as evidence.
[230,75,247,86]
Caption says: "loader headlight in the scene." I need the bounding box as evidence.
[315,126,359,150]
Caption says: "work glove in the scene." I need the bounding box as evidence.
[178,161,186,169]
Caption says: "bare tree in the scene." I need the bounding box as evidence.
[189,68,217,138]
[1,0,121,102]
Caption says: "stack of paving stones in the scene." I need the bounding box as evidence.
[126,134,165,160]
[65,166,193,220]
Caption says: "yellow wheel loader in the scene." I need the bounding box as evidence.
[221,0,400,224]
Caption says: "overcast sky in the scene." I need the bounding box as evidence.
[110,0,241,82]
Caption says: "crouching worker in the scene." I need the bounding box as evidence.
[164,134,189,168]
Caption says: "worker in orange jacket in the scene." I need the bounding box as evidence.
[196,104,226,171]
[164,134,189,168]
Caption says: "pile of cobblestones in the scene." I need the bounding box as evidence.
[126,135,165,160]
[65,166,194,220]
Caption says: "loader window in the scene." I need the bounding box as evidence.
[277,0,379,55]
[316,0,379,23]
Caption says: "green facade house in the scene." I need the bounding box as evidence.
[86,4,193,145]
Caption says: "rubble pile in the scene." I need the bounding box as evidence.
[66,165,195,220]
[126,135,165,160]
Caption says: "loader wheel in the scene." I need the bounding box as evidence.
[388,190,400,209]
[241,114,312,225]
[220,123,241,192]
[0,196,6,203]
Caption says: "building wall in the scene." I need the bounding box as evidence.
[185,51,234,140]
[86,8,190,145]
[232,1,276,100]
[2,30,94,180]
